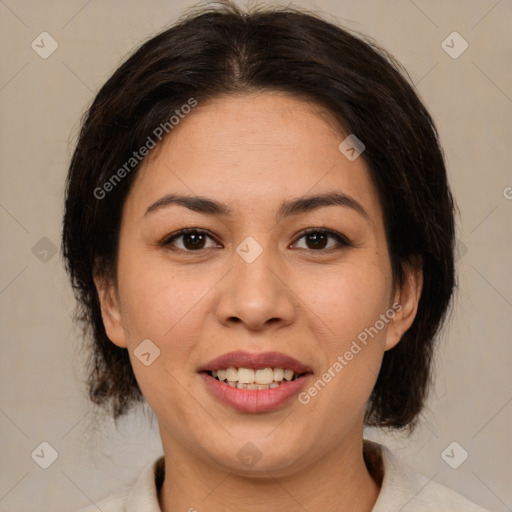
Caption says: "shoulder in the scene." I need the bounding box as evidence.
[74,455,164,512]
[364,440,490,512]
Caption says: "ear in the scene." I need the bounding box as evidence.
[93,274,128,348]
[385,260,423,351]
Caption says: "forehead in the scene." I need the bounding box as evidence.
[126,92,381,222]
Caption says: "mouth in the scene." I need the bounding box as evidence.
[204,366,305,390]
[198,351,313,412]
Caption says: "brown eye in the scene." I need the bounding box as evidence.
[163,229,220,251]
[304,232,328,249]
[181,232,207,250]
[292,229,350,251]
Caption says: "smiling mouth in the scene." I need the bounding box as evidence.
[205,367,306,390]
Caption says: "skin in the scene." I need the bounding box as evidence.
[95,92,422,512]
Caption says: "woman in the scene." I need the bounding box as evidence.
[62,2,489,510]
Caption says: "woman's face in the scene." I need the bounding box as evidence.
[96,92,420,476]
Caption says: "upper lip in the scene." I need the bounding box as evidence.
[199,351,313,374]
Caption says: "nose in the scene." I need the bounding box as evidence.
[215,246,297,331]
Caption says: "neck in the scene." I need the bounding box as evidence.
[158,429,380,512]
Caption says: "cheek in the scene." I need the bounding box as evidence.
[299,258,392,341]
[294,258,393,411]
[116,250,210,345]
[115,254,213,418]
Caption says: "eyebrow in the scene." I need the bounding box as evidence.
[144,191,369,221]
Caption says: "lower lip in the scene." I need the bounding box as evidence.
[200,373,311,413]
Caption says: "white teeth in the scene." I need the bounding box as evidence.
[238,368,255,384]
[210,366,303,387]
[255,367,274,385]
[283,369,294,381]
[233,381,284,390]
[273,368,284,381]
[226,367,238,381]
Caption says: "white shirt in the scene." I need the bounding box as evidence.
[77,441,490,511]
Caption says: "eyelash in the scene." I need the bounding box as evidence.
[161,227,352,253]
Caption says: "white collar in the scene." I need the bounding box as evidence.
[122,440,487,511]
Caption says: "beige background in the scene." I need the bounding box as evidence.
[0,0,511,510]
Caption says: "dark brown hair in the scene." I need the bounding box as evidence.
[62,1,455,428]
